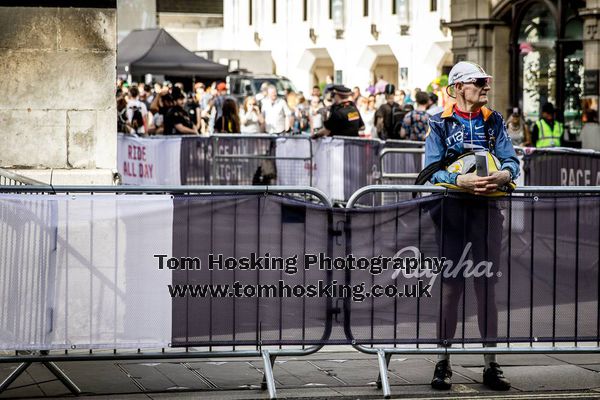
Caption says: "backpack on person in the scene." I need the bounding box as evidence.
[390,103,405,140]
[130,106,144,131]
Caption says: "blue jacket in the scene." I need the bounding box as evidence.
[424,105,520,184]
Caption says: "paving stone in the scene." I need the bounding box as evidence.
[441,353,562,367]
[50,395,149,400]
[150,391,263,400]
[186,361,264,389]
[465,365,600,391]
[263,361,310,387]
[0,363,76,398]
[581,364,600,372]
[387,358,473,385]
[307,359,379,386]
[263,360,343,387]
[120,362,219,392]
[0,363,44,399]
[55,361,143,394]
[548,354,600,365]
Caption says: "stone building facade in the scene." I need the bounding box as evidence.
[0,2,117,184]
[448,0,599,136]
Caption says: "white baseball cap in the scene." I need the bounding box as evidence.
[448,61,493,85]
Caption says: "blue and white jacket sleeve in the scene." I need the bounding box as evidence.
[493,113,520,180]
[424,120,459,185]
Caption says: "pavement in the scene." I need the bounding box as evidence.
[1,347,600,399]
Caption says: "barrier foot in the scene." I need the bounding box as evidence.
[43,362,81,395]
[376,350,392,389]
[260,351,277,391]
[0,362,32,394]
[261,350,277,399]
[376,350,391,399]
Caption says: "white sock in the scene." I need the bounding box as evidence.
[484,353,496,369]
[438,353,450,363]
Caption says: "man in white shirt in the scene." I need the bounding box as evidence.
[261,86,293,134]
[126,86,148,135]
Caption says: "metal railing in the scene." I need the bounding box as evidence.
[0,168,45,186]
[2,185,600,399]
[0,185,332,400]
[346,185,600,398]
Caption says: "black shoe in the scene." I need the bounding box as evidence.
[483,362,511,391]
[431,359,452,390]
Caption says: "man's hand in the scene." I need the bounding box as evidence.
[456,170,511,195]
[311,127,330,139]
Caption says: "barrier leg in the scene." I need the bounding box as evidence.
[376,350,391,399]
[261,350,277,399]
[376,350,392,389]
[0,362,32,394]
[43,362,81,395]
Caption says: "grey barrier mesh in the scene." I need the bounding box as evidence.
[524,149,600,186]
[0,192,598,350]
[170,194,333,347]
[344,194,600,345]
[178,135,313,187]
[0,194,174,350]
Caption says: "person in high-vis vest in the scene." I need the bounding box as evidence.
[532,102,563,148]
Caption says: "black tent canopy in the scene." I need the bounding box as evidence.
[117,28,228,79]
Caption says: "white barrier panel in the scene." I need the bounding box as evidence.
[312,138,345,201]
[0,195,173,350]
[275,137,312,186]
[117,134,182,185]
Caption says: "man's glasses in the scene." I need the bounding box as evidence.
[466,78,491,88]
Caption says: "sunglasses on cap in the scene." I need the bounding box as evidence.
[464,78,491,88]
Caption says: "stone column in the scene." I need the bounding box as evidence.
[0,5,117,184]
[446,0,510,116]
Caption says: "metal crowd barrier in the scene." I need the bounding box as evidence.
[178,134,314,186]
[377,148,423,205]
[0,185,332,400]
[3,184,600,399]
[346,185,600,398]
[0,168,45,186]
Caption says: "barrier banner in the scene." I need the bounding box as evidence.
[170,194,332,346]
[523,148,600,186]
[342,138,382,201]
[346,194,600,345]
[275,137,312,186]
[117,134,181,185]
[210,136,275,185]
[0,195,173,350]
[179,136,211,185]
[1,193,599,349]
[312,138,345,201]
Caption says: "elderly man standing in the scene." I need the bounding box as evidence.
[424,61,520,392]
[261,85,293,134]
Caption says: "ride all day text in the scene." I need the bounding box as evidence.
[123,144,153,178]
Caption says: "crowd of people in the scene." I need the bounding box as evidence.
[115,76,599,149]
[115,76,449,141]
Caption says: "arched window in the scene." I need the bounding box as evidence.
[516,2,557,122]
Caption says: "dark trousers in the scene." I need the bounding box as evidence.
[431,196,504,345]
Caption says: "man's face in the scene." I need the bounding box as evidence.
[457,78,491,107]
[268,88,277,101]
[312,88,320,97]
[542,111,554,120]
